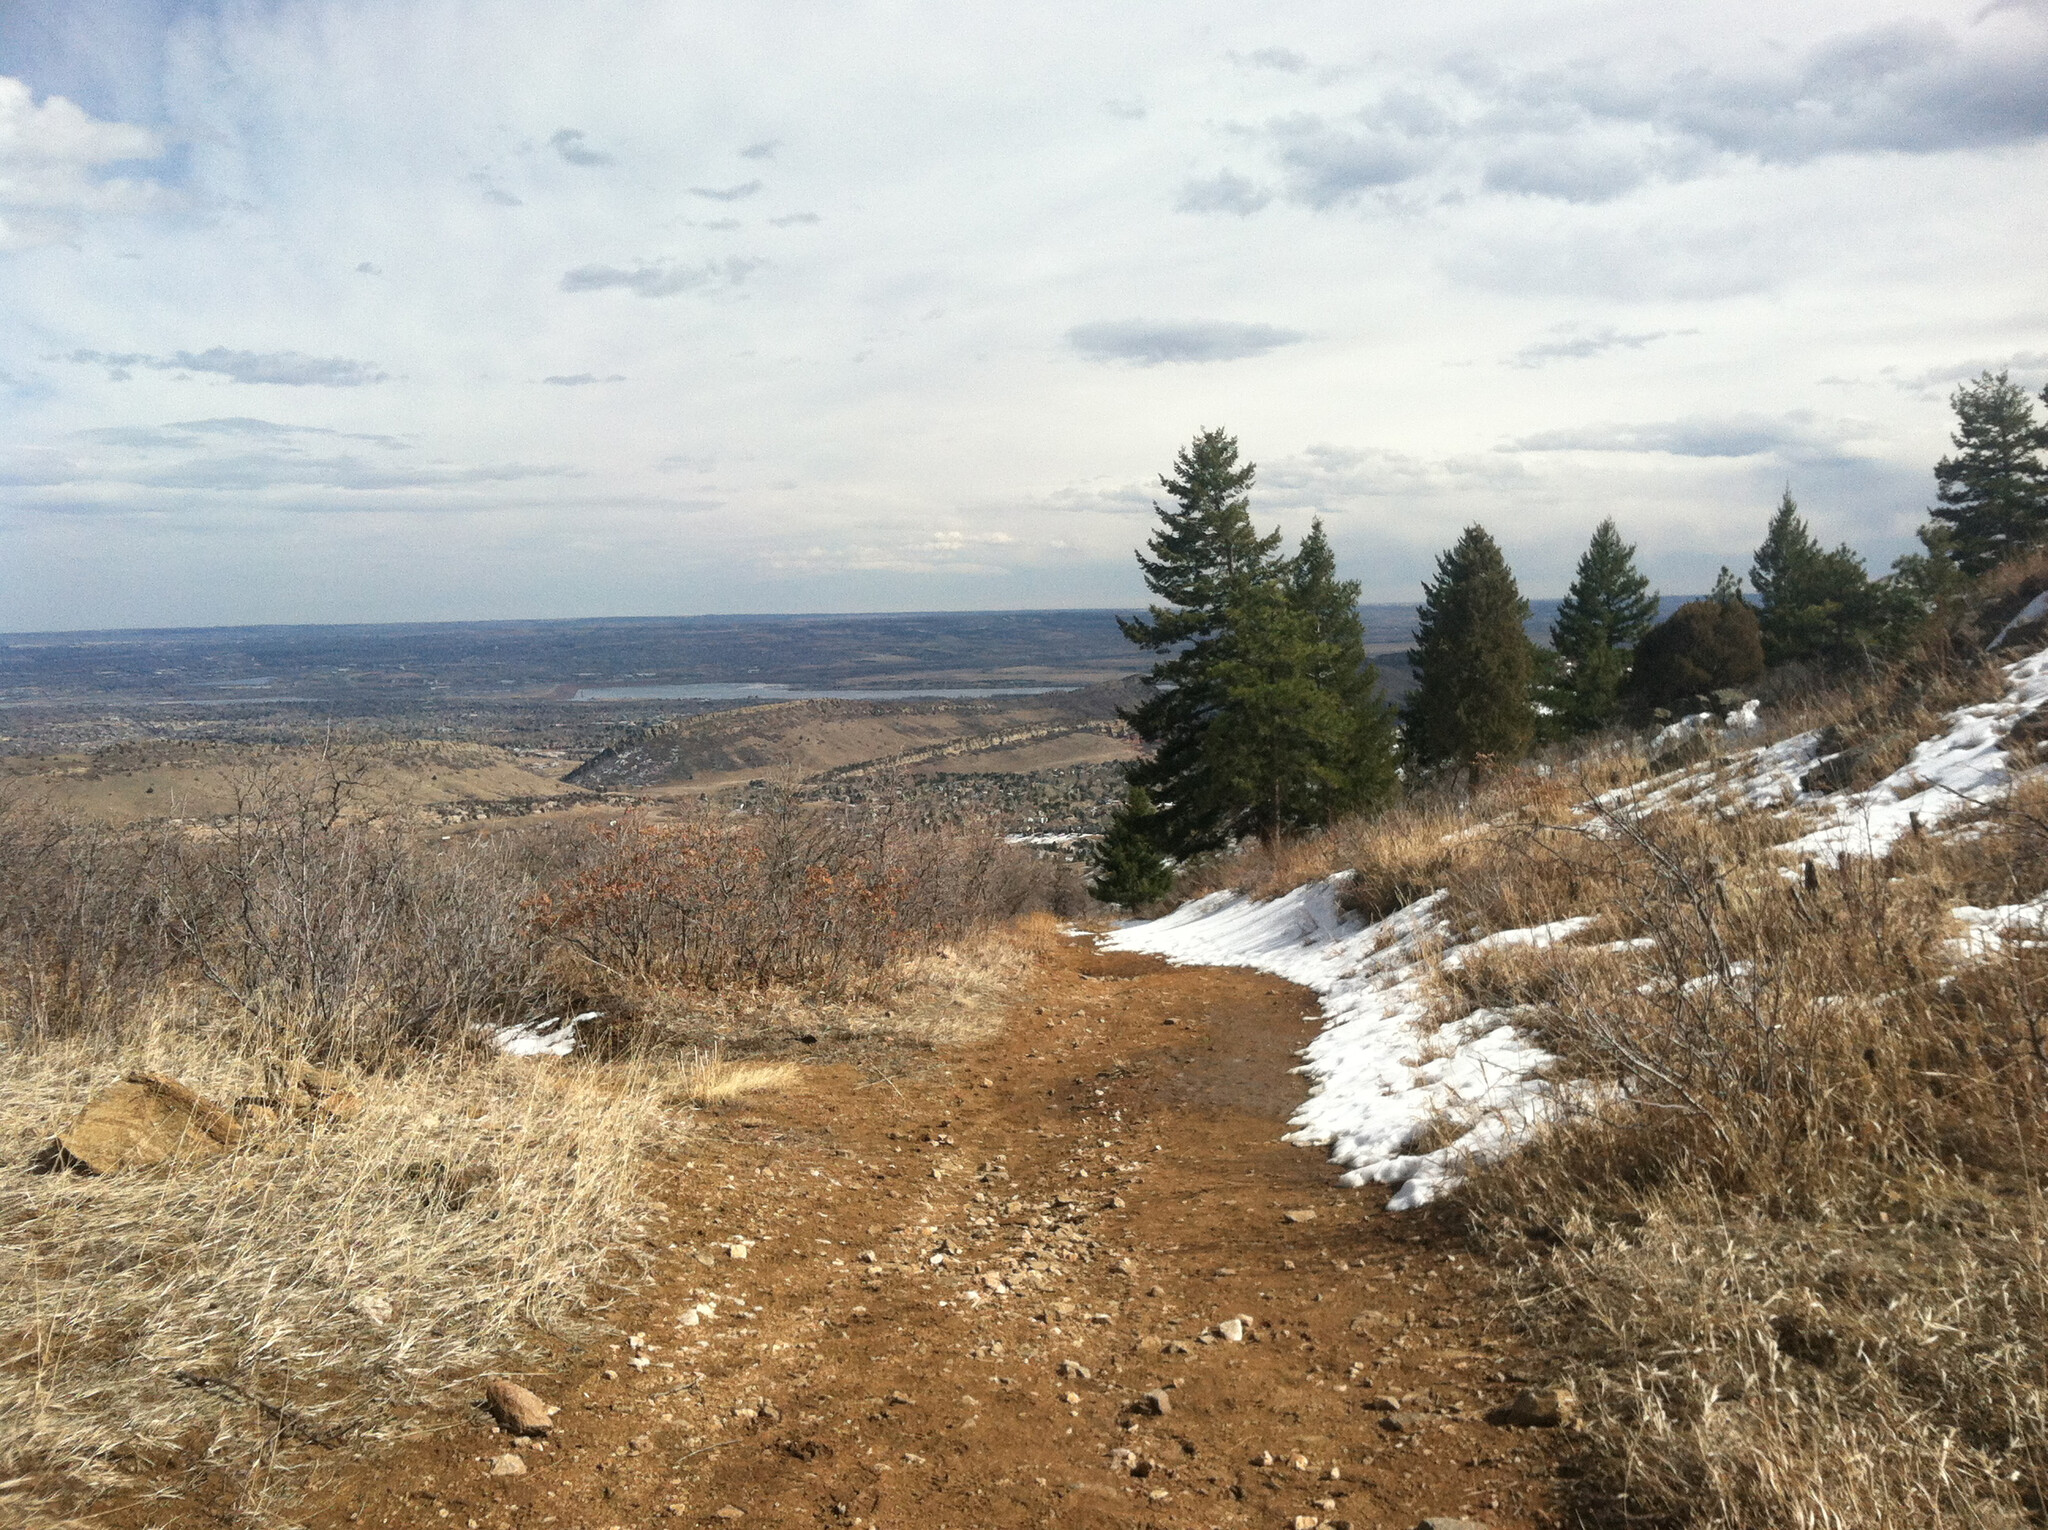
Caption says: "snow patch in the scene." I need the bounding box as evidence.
[489,1011,599,1057]
[1101,881,1573,1211]
[1789,647,2048,859]
[1989,590,2048,651]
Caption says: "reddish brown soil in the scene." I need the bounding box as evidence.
[281,936,1565,1529]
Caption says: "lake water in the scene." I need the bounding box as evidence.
[572,683,1076,702]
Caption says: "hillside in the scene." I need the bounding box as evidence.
[1085,602,2048,1528]
[566,677,1143,792]
[0,738,602,827]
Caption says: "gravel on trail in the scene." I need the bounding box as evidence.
[292,935,1566,1530]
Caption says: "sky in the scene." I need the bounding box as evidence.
[2,0,2045,631]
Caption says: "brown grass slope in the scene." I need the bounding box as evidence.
[1184,625,2048,1528]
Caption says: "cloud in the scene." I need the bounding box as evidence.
[1267,115,1434,207]
[542,373,626,385]
[740,139,781,160]
[1480,145,1662,203]
[1504,411,1872,462]
[64,348,389,386]
[1242,47,1310,73]
[470,171,522,206]
[1509,325,1685,367]
[73,418,407,449]
[549,128,613,166]
[768,211,819,226]
[1445,221,1789,300]
[1212,17,2048,218]
[355,261,381,275]
[1175,171,1273,216]
[558,257,765,297]
[687,179,763,202]
[694,217,741,231]
[1067,319,1307,365]
[1103,99,1147,119]
[0,75,170,250]
[1888,351,2048,394]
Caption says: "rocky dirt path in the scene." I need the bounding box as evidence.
[303,935,1564,1530]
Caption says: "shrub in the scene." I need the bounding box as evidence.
[1628,598,1765,712]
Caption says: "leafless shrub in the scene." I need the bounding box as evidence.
[0,793,175,1045]
[531,799,1083,1011]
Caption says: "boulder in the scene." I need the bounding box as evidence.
[51,1073,243,1174]
[1494,1386,1575,1428]
[484,1378,555,1436]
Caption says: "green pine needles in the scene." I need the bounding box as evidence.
[1118,428,1399,857]
[1546,518,1658,734]
[1086,786,1175,908]
[1402,525,1536,771]
[1929,371,2048,576]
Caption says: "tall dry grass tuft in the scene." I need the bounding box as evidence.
[1446,789,2048,1528]
[1,1011,664,1522]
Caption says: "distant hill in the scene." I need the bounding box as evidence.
[565,677,1144,792]
[5,600,1703,713]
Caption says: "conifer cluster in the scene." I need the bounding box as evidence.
[1095,376,2048,899]
[1092,429,1397,904]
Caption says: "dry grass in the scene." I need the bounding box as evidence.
[1174,641,2048,1527]
[674,1049,803,1104]
[0,1010,669,1524]
[1440,790,2048,1528]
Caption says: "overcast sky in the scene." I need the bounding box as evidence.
[2,0,2045,631]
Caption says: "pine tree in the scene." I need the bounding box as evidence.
[1749,488,1883,666]
[1199,580,1343,844]
[1547,519,1658,733]
[1401,525,1536,771]
[1283,521,1400,821]
[1929,371,2048,576]
[1119,428,1284,856]
[1087,786,1175,908]
[1196,529,1399,844]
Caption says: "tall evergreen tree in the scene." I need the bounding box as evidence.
[1283,521,1401,821]
[1197,524,1400,842]
[1087,786,1175,908]
[1402,525,1536,771]
[1749,488,1884,666]
[1929,371,2048,575]
[1118,429,1284,856]
[1547,519,1658,733]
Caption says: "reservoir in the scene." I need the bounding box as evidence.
[572,683,1076,701]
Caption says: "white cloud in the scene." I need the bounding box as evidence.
[1067,319,1307,364]
[0,75,168,250]
[686,179,762,201]
[558,257,764,296]
[0,2,2040,626]
[549,128,614,166]
[1175,171,1272,216]
[64,348,389,386]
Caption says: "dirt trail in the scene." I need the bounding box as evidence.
[302,935,1564,1530]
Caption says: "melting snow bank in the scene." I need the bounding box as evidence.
[1101,880,1578,1211]
[1790,646,2048,860]
[489,1011,600,1058]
